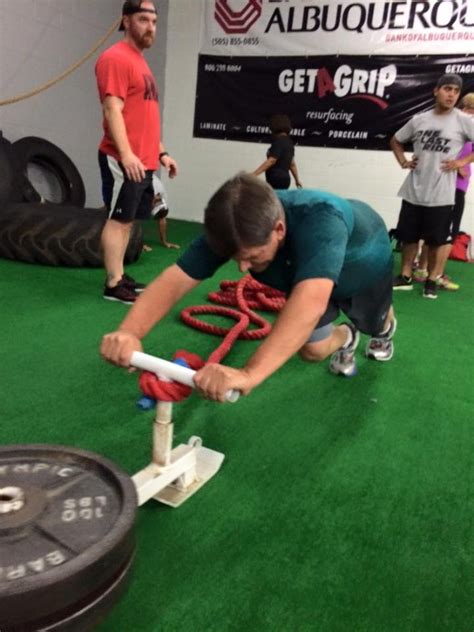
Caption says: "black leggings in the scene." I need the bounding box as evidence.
[450,188,465,239]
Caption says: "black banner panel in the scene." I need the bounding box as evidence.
[193,55,474,150]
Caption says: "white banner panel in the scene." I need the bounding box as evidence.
[201,0,474,56]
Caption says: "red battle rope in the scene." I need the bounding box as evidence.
[139,275,286,402]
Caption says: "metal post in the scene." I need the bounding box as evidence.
[152,401,173,467]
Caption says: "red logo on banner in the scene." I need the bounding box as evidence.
[215,0,262,34]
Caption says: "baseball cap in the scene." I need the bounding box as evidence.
[436,73,463,90]
[118,0,157,31]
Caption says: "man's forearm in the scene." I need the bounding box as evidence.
[441,151,474,173]
[459,151,474,167]
[243,280,330,386]
[390,136,408,166]
[119,265,199,339]
[254,158,276,176]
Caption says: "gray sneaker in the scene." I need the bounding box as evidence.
[329,324,360,377]
[366,317,397,361]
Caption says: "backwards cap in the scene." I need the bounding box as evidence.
[119,0,157,31]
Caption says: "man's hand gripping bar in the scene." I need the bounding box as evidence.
[130,352,240,403]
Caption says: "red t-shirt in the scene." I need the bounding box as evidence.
[96,40,160,170]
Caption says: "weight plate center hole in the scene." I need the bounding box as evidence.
[0,486,25,513]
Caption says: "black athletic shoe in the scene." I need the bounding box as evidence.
[393,275,413,290]
[103,279,137,305]
[122,274,146,293]
[423,279,438,300]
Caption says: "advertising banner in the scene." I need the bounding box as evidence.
[202,0,474,56]
[194,1,474,149]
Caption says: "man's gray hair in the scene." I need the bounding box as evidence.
[204,173,284,258]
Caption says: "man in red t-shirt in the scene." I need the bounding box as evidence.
[96,0,178,304]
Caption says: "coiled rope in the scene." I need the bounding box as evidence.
[0,18,120,107]
[139,275,286,402]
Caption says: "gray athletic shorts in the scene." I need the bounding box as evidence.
[307,270,393,343]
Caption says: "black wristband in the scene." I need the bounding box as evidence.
[159,151,169,160]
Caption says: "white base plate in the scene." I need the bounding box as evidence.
[154,446,225,507]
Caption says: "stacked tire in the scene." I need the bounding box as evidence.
[0,134,143,267]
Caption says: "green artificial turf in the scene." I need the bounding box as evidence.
[1,219,473,631]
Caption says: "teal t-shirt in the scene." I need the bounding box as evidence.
[177,189,392,299]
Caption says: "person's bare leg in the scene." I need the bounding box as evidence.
[400,243,419,277]
[429,243,451,279]
[159,218,180,249]
[427,244,450,280]
[418,242,428,271]
[299,324,353,362]
[101,219,133,287]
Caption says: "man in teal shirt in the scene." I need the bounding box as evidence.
[101,174,396,401]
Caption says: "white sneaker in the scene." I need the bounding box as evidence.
[366,317,397,361]
[329,324,360,377]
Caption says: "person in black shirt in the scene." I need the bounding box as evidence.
[253,114,302,190]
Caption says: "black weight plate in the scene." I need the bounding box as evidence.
[0,445,137,628]
[20,552,135,632]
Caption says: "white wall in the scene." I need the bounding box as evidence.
[0,0,168,208]
[0,0,472,236]
[163,0,473,237]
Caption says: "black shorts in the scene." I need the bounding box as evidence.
[312,270,393,338]
[265,172,290,190]
[99,150,154,222]
[395,200,453,246]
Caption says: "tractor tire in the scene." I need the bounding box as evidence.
[0,203,143,267]
[0,136,15,208]
[12,137,86,207]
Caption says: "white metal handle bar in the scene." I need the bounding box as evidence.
[130,352,240,403]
